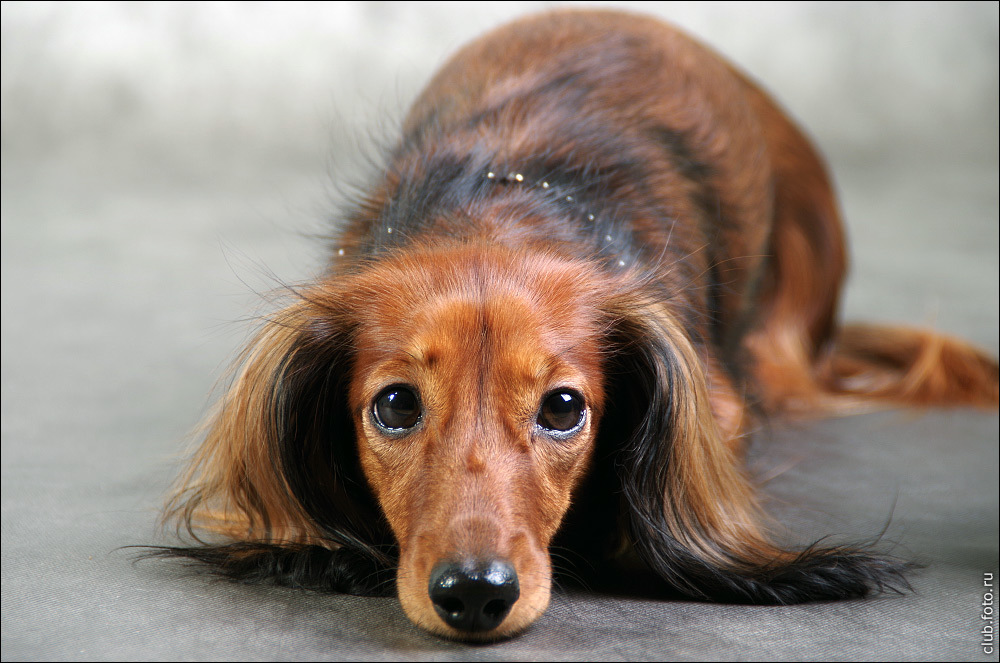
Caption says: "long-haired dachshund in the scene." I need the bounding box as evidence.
[157,9,999,640]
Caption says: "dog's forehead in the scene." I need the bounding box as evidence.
[355,281,597,366]
[350,247,608,349]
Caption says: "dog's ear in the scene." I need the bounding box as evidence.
[159,293,394,595]
[599,301,911,603]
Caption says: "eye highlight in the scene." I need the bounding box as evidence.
[372,385,421,432]
[536,390,585,435]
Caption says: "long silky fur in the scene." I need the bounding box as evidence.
[150,294,397,596]
[602,301,913,603]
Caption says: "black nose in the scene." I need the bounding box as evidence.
[428,559,520,633]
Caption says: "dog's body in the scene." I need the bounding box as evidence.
[161,10,999,640]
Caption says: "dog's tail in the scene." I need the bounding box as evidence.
[749,316,999,417]
[815,323,998,412]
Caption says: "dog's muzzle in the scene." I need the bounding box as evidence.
[428,558,520,633]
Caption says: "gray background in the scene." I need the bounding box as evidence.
[2,2,997,660]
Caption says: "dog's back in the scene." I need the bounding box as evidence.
[339,8,998,436]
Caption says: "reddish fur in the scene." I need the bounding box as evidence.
[164,9,999,641]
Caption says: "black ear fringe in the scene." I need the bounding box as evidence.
[735,544,917,604]
[136,543,397,597]
[623,472,917,605]
[596,308,918,606]
[630,535,917,605]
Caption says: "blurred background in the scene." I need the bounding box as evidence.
[3,2,997,350]
[2,2,997,660]
[3,2,997,169]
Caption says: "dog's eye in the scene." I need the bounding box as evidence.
[372,385,421,432]
[537,390,585,434]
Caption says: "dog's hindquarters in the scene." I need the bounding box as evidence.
[739,73,999,414]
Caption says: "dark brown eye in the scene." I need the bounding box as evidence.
[373,385,421,432]
[537,390,585,434]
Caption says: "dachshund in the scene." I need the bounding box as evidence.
[156,9,1000,641]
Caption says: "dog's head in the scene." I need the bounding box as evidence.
[340,244,612,637]
[168,243,631,639]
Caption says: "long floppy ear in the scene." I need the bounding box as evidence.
[155,292,395,595]
[602,301,911,603]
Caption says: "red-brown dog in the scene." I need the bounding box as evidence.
[159,10,999,640]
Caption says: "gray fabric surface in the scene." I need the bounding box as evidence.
[2,2,997,660]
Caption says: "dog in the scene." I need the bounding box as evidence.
[157,9,1000,640]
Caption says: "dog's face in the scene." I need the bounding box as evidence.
[345,246,608,639]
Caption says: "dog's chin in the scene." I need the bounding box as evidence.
[398,582,551,642]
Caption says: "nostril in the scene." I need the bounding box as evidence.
[435,596,464,618]
[428,559,520,633]
[483,598,508,620]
